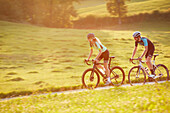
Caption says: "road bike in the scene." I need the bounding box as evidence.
[82,56,125,89]
[128,54,169,86]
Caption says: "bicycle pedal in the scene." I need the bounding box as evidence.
[159,74,163,77]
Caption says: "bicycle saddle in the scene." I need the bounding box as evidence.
[110,56,115,59]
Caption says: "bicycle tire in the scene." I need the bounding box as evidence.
[128,66,146,86]
[82,68,100,89]
[110,66,125,86]
[155,64,169,81]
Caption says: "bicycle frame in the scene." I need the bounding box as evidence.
[138,61,149,77]
[91,62,107,79]
[128,54,169,86]
[83,56,125,88]
[133,58,157,77]
[87,56,115,79]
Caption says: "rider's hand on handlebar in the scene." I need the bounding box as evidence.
[93,59,98,63]
[84,59,89,63]
[129,58,133,62]
[138,57,142,61]
[93,59,96,62]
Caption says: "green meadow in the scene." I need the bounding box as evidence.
[0,82,169,113]
[75,0,170,17]
[0,20,170,98]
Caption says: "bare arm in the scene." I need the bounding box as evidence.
[131,47,137,59]
[140,46,148,58]
[87,49,93,61]
[95,49,102,60]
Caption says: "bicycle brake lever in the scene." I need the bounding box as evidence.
[132,61,136,64]
[84,60,91,65]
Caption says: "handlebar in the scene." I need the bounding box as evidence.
[84,59,91,65]
[84,59,104,66]
[130,58,145,64]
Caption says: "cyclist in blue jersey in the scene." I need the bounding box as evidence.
[85,33,111,85]
[130,31,155,78]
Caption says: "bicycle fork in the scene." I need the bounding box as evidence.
[136,67,141,78]
[136,62,144,78]
[90,64,96,81]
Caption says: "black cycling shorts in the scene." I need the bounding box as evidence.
[145,47,155,58]
[98,49,109,63]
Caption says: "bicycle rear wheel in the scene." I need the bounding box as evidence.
[154,64,169,81]
[110,66,125,86]
[82,68,100,89]
[128,66,146,86]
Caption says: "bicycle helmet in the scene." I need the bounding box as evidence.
[133,31,141,38]
[87,33,95,39]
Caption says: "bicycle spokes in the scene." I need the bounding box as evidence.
[154,64,169,81]
[82,68,100,89]
[111,71,119,79]
[128,66,146,85]
[135,68,140,78]
[110,66,125,86]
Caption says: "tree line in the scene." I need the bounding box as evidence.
[0,0,169,29]
[0,0,79,28]
[0,0,130,28]
[73,10,170,29]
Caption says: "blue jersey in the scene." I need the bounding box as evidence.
[135,37,154,49]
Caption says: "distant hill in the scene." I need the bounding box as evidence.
[74,0,170,17]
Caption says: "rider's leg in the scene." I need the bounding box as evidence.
[104,62,110,78]
[146,56,154,75]
[95,59,105,71]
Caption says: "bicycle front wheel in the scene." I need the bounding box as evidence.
[110,66,125,86]
[128,66,146,86]
[155,64,169,81]
[82,68,100,89]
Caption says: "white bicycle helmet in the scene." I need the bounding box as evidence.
[133,31,141,38]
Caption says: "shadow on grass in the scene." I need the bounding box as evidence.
[7,77,24,81]
[51,70,63,73]
[34,81,45,85]
[27,71,39,74]
[65,66,74,69]
[7,72,18,75]
[164,56,170,58]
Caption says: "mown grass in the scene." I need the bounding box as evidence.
[0,20,170,98]
[0,82,169,113]
[75,0,170,17]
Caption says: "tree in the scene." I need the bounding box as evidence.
[0,0,80,28]
[47,0,79,28]
[106,0,128,24]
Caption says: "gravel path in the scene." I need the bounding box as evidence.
[1,80,169,101]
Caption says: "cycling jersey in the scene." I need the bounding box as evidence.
[135,37,154,48]
[90,37,107,52]
[135,37,155,58]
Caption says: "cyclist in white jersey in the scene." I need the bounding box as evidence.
[85,33,111,85]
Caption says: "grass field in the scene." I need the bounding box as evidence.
[0,20,170,98]
[0,82,169,113]
[74,0,170,17]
